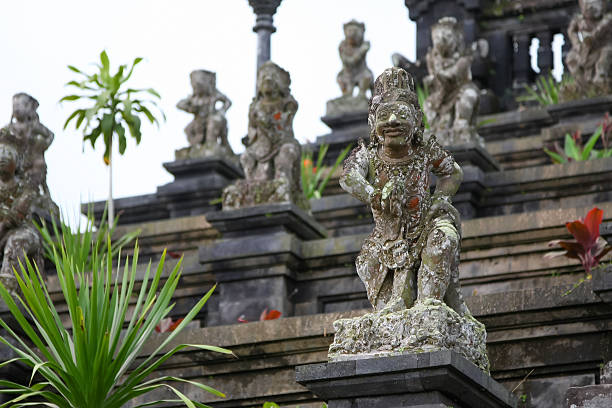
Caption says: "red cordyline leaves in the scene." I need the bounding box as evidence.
[545,207,611,276]
[237,308,282,323]
[155,317,184,333]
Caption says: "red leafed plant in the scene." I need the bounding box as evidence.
[155,317,184,333]
[237,308,282,323]
[545,207,611,290]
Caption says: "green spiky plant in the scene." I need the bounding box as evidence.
[301,143,352,200]
[61,50,165,226]
[0,214,232,406]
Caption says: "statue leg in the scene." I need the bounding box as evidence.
[417,227,458,303]
[443,250,470,316]
[386,265,417,311]
[356,249,392,312]
[337,72,351,97]
[454,87,479,130]
[240,150,256,180]
[0,228,42,294]
[275,143,299,182]
[594,46,612,88]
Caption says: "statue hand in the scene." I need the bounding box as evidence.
[428,195,452,219]
[369,188,383,212]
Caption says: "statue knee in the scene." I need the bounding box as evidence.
[422,228,458,266]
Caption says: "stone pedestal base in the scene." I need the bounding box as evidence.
[429,127,485,149]
[566,384,612,408]
[325,95,369,117]
[222,178,309,211]
[158,156,243,218]
[329,299,489,371]
[296,351,517,408]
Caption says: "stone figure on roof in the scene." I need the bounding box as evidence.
[330,67,489,371]
[563,0,612,98]
[222,61,307,210]
[176,70,236,161]
[423,17,483,147]
[325,20,374,117]
[8,93,58,216]
[0,128,43,294]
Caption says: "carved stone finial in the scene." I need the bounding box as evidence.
[561,0,612,99]
[423,16,483,147]
[222,61,307,210]
[330,67,489,371]
[175,70,235,162]
[248,0,283,70]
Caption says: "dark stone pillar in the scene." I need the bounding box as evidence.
[513,31,533,87]
[537,30,553,75]
[296,351,518,408]
[248,0,282,70]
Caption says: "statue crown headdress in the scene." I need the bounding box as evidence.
[190,70,216,87]
[433,16,460,32]
[343,19,365,32]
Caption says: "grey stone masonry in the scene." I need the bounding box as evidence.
[296,350,517,408]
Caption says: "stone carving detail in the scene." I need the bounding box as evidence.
[222,62,307,210]
[562,0,612,98]
[326,20,374,117]
[423,17,483,147]
[0,128,44,294]
[176,70,236,161]
[8,93,58,216]
[333,67,489,371]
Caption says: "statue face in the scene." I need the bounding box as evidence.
[258,67,282,99]
[344,24,364,46]
[580,0,604,20]
[12,94,37,121]
[375,101,417,149]
[432,26,458,56]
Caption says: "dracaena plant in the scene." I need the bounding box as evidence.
[0,217,232,406]
[545,207,612,294]
[60,50,165,226]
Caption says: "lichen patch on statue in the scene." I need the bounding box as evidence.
[331,67,489,371]
[423,17,483,147]
[175,70,236,161]
[562,0,612,99]
[222,62,307,210]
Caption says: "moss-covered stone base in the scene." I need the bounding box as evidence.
[328,298,490,372]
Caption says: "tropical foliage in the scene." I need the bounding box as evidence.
[545,207,612,294]
[544,113,612,164]
[61,50,164,224]
[517,74,564,107]
[301,143,352,200]
[0,213,232,406]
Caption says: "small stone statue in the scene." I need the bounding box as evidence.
[562,0,612,98]
[176,70,236,161]
[325,20,374,117]
[423,17,483,147]
[0,128,43,294]
[330,67,488,371]
[8,93,58,216]
[222,61,307,210]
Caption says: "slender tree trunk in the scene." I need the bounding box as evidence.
[108,138,114,227]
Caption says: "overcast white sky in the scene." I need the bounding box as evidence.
[0,0,417,222]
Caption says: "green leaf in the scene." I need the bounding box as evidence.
[116,124,127,154]
[543,147,567,164]
[564,133,580,161]
[100,50,110,72]
[582,125,602,161]
[59,95,81,102]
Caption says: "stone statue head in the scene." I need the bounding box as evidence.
[431,17,464,57]
[190,70,216,96]
[0,128,19,178]
[343,20,365,46]
[368,68,423,148]
[256,61,291,101]
[12,93,39,122]
[579,0,605,20]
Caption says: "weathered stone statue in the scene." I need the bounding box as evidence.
[0,128,43,294]
[330,67,489,371]
[325,20,374,117]
[8,93,58,216]
[176,70,236,161]
[562,0,612,98]
[423,17,483,147]
[222,62,307,210]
